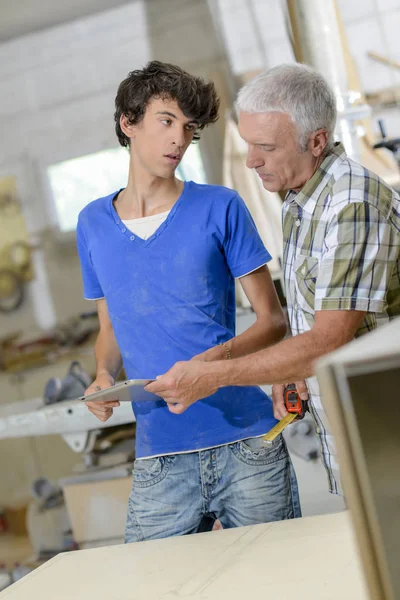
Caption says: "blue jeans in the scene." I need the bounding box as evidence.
[125,434,301,542]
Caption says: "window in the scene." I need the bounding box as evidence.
[48,143,207,232]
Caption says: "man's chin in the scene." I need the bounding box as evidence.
[261,180,280,193]
[152,167,177,180]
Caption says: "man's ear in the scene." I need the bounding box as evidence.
[120,114,136,142]
[309,129,329,157]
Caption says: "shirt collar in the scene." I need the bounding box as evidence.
[285,142,346,214]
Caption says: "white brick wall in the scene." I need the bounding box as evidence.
[215,0,400,137]
[0,2,150,335]
[0,0,228,335]
[0,0,225,181]
[0,1,150,168]
[1,0,399,338]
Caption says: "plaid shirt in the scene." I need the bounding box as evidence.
[283,142,400,494]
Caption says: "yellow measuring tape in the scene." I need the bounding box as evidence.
[262,412,298,443]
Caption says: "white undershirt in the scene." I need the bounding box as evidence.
[122,210,170,240]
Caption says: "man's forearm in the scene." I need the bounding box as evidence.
[228,313,286,358]
[201,310,367,390]
[210,329,333,388]
[202,314,286,362]
[146,310,367,411]
[94,329,123,381]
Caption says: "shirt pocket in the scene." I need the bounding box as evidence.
[293,255,320,316]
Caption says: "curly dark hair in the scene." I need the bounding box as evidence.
[114,61,220,147]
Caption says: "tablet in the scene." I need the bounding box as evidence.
[79,379,155,403]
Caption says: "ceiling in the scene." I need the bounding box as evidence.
[0,0,133,43]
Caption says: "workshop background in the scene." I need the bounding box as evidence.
[0,0,399,583]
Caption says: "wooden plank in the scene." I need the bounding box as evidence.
[1,512,369,600]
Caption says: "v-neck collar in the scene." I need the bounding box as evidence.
[109,180,190,247]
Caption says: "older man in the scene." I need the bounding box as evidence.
[147,63,400,495]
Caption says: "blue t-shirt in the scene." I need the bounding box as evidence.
[76,181,278,457]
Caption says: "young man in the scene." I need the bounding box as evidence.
[147,63,400,497]
[77,61,301,543]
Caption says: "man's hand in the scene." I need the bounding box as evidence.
[271,381,309,420]
[85,372,120,422]
[145,360,219,414]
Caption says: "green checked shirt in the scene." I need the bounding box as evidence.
[283,142,400,494]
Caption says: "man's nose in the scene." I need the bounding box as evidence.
[246,146,264,169]
[172,127,186,148]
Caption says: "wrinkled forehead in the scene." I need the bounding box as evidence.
[237,111,296,144]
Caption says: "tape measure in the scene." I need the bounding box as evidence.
[263,412,298,442]
[263,384,307,443]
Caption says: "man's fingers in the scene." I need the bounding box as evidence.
[85,385,102,395]
[274,405,288,420]
[85,399,120,422]
[85,400,120,408]
[146,379,179,400]
[271,384,285,400]
[145,379,168,395]
[157,395,186,414]
[87,407,113,422]
[87,405,114,415]
[89,409,112,420]
[295,380,309,401]
[166,402,186,415]
[85,388,120,400]
[144,381,157,392]
[271,384,288,420]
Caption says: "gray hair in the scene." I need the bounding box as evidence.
[236,63,337,152]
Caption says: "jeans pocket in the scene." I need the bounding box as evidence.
[132,456,172,488]
[231,434,287,466]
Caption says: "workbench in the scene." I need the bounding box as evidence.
[0,511,369,600]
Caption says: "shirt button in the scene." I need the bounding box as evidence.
[116,220,120,224]
[130,235,135,241]
[295,219,301,226]
[121,228,126,233]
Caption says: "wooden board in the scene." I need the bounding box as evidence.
[0,511,369,600]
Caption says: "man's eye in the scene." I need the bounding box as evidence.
[161,119,171,125]
[185,124,196,131]
[262,146,275,152]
